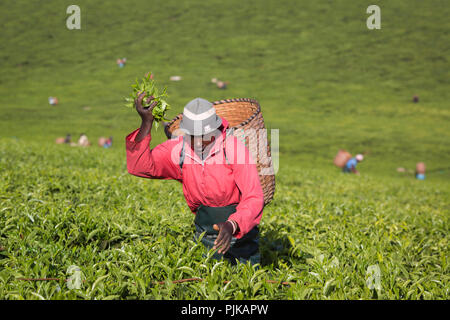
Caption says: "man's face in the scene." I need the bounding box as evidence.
[189,131,216,151]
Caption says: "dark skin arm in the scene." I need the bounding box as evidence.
[134,91,158,142]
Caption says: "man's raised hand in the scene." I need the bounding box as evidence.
[135,91,157,124]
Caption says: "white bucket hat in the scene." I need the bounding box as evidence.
[179,98,222,136]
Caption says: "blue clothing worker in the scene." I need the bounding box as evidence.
[343,154,364,174]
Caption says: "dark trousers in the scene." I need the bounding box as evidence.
[194,205,260,266]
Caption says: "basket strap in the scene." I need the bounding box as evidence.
[179,135,186,175]
[223,129,234,165]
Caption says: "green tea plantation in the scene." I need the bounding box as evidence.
[0,0,448,299]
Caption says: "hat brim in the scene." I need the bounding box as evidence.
[179,115,222,136]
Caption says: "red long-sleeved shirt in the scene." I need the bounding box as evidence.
[125,117,264,239]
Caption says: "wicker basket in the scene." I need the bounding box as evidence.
[334,149,352,168]
[165,98,276,206]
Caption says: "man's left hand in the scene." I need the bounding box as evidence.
[213,221,234,254]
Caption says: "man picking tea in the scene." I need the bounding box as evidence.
[126,94,264,265]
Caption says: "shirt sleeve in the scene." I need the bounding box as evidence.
[226,137,264,239]
[125,128,182,181]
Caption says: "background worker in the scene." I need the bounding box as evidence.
[415,162,426,180]
[343,154,364,175]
